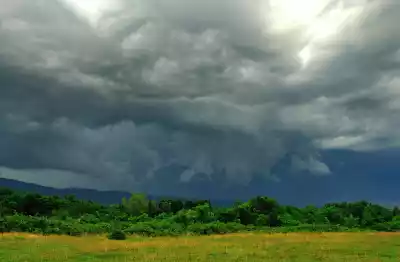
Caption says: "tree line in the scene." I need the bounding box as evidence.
[1,187,400,237]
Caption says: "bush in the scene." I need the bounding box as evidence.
[124,223,156,236]
[0,217,8,234]
[108,230,126,240]
[187,223,213,235]
[124,220,185,237]
[371,220,400,232]
[186,222,249,235]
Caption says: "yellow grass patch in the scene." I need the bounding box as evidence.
[1,232,400,261]
[1,232,41,238]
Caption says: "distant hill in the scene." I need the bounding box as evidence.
[0,177,234,207]
[1,149,400,207]
[0,177,131,205]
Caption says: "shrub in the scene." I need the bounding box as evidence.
[0,217,8,234]
[124,223,155,236]
[108,230,126,240]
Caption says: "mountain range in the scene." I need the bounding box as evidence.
[1,149,400,207]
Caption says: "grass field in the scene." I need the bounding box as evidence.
[1,232,400,261]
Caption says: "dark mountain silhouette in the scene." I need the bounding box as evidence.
[0,177,131,205]
[1,149,400,207]
[0,177,234,207]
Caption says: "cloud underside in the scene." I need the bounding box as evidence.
[1,0,400,192]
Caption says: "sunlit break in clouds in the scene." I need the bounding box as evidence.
[0,0,400,201]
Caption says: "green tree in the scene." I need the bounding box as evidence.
[393,206,400,217]
[0,210,7,235]
[121,193,149,216]
[279,213,300,226]
[194,203,215,223]
[343,214,359,228]
[37,217,50,235]
[158,200,172,213]
[236,202,257,225]
[250,196,279,215]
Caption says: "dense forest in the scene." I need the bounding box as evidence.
[1,187,400,239]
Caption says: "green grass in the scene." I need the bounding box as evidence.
[1,232,400,261]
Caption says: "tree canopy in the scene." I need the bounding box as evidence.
[0,187,399,236]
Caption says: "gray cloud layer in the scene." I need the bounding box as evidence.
[1,0,400,192]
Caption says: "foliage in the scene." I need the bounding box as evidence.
[108,230,126,240]
[0,187,399,238]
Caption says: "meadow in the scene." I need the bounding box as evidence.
[1,232,400,262]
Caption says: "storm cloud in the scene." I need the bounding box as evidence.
[1,0,400,194]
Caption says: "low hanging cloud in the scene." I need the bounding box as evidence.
[1,0,400,193]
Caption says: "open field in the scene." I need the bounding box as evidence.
[1,232,400,261]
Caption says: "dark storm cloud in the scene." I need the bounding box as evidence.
[0,0,400,191]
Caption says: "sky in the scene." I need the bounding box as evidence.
[0,0,400,201]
